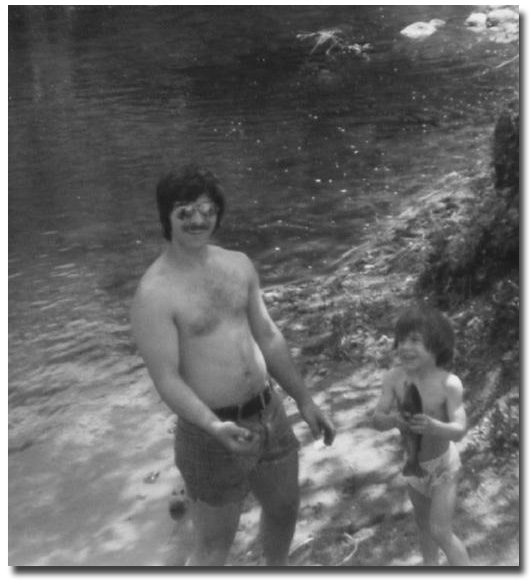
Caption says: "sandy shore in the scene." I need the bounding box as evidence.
[9,354,519,566]
[9,370,181,566]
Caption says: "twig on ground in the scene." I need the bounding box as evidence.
[335,534,359,566]
[494,54,519,69]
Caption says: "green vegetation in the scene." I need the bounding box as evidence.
[414,112,519,456]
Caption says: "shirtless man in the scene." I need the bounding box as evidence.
[373,305,470,566]
[131,164,335,566]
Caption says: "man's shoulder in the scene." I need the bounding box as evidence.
[133,256,180,304]
[210,245,254,273]
[137,255,166,284]
[211,244,250,263]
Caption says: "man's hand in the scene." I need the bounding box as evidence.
[210,421,262,455]
[298,400,336,446]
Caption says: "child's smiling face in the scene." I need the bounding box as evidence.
[397,331,436,372]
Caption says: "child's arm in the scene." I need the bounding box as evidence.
[373,370,409,431]
[408,374,467,441]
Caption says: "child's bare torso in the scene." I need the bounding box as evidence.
[392,367,451,461]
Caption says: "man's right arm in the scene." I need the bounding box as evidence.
[130,282,220,432]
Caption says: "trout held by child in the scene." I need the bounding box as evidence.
[401,382,424,477]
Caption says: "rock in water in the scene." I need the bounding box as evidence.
[400,19,445,40]
[465,12,488,29]
[487,8,519,28]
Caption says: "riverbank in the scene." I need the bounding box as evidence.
[8,163,519,567]
[175,167,519,566]
[9,168,520,567]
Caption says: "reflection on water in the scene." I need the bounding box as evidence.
[9,2,519,418]
[8,4,518,564]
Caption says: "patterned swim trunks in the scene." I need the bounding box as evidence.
[405,442,462,497]
[174,387,300,506]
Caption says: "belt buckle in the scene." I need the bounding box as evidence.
[238,385,270,420]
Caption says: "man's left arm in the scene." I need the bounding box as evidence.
[245,256,335,445]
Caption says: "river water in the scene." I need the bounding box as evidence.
[8,5,519,565]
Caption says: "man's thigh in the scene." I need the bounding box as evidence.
[176,417,255,504]
[249,449,300,514]
[190,497,244,546]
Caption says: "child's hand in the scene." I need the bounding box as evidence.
[407,414,435,434]
[395,414,411,432]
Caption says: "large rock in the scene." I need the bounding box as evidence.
[464,6,519,43]
[486,8,519,27]
[400,19,445,40]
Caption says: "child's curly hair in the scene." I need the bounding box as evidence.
[393,305,455,367]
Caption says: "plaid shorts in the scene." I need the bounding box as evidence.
[174,388,300,506]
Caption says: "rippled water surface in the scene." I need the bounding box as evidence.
[8,4,518,564]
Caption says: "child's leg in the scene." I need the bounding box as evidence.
[429,481,470,566]
[408,485,440,565]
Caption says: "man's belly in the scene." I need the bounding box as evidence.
[179,326,268,408]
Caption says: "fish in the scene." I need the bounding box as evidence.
[400,382,424,477]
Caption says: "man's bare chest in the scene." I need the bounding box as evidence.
[175,268,249,337]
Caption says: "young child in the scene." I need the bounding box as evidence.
[373,305,470,566]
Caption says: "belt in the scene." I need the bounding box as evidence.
[213,386,271,421]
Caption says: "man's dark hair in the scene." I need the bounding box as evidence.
[156,164,226,240]
[393,305,455,367]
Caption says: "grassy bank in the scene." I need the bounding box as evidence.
[257,151,519,564]
[268,162,519,456]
